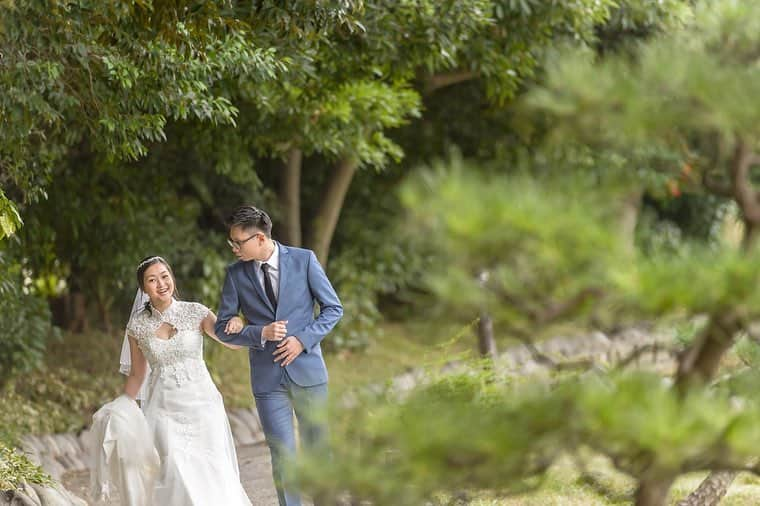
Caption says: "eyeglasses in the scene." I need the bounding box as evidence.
[227,233,261,250]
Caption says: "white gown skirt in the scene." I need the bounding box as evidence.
[142,363,251,506]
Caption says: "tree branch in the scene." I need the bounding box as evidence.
[702,172,733,198]
[730,138,760,224]
[538,287,604,325]
[511,330,594,371]
[424,70,478,94]
[578,472,634,503]
[615,343,678,369]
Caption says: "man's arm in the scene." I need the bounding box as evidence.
[295,251,343,352]
[202,311,243,350]
[215,268,266,349]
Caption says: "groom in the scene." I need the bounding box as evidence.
[215,205,343,506]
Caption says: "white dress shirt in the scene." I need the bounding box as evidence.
[255,242,280,302]
[254,243,280,347]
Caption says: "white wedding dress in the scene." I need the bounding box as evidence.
[92,300,251,506]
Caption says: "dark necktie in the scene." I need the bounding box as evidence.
[261,263,277,310]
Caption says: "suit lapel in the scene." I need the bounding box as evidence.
[245,260,275,313]
[277,242,289,315]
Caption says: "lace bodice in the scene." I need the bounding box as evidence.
[126,301,210,386]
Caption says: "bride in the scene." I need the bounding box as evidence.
[90,255,251,506]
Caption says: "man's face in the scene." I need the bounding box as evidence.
[228,226,266,261]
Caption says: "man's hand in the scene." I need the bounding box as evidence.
[262,320,288,342]
[273,336,304,367]
[224,316,245,334]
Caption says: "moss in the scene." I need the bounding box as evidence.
[0,443,51,490]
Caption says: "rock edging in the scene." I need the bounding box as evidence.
[7,407,265,505]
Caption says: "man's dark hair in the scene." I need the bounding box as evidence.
[226,205,273,237]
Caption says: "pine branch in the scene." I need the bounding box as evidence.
[615,342,678,369]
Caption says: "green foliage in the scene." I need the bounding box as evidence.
[329,239,428,350]
[0,252,60,387]
[16,161,205,316]
[305,145,760,501]
[596,0,692,52]
[526,0,760,198]
[0,328,121,447]
[0,442,51,490]
[400,159,623,336]
[298,369,760,504]
[0,192,22,240]
[616,245,760,317]
[0,0,282,208]
[734,336,760,369]
[326,168,433,349]
[636,194,733,255]
[0,369,120,445]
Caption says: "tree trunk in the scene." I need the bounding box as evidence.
[670,314,742,504]
[635,476,674,506]
[685,208,760,506]
[674,314,741,393]
[678,141,760,504]
[279,147,303,247]
[96,291,113,334]
[677,471,736,506]
[477,312,496,359]
[60,291,88,333]
[619,189,643,254]
[741,219,759,251]
[629,314,740,506]
[307,157,358,266]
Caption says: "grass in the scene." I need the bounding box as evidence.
[0,319,479,444]
[440,455,760,505]
[4,319,760,503]
[206,319,479,408]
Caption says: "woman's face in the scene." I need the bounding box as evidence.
[142,262,175,306]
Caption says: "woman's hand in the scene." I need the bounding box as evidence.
[225,316,245,335]
[202,312,244,350]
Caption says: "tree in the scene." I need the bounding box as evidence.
[293,167,760,506]
[525,0,760,502]
[208,0,625,265]
[287,1,760,503]
[0,0,283,231]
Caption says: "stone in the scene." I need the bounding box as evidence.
[54,455,75,473]
[4,486,39,506]
[29,484,78,506]
[20,482,40,504]
[51,437,73,459]
[76,431,93,457]
[63,455,86,473]
[18,437,45,457]
[40,457,64,481]
[39,437,59,459]
[227,412,255,446]
[235,410,265,442]
[391,372,416,393]
[61,436,80,458]
[237,409,260,432]
[20,450,42,469]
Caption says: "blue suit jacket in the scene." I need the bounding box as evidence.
[215,243,343,394]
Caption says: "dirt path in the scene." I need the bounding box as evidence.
[62,442,280,505]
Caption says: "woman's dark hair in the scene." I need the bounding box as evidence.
[136,256,179,314]
[226,205,272,237]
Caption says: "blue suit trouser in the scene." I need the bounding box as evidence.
[254,371,328,506]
